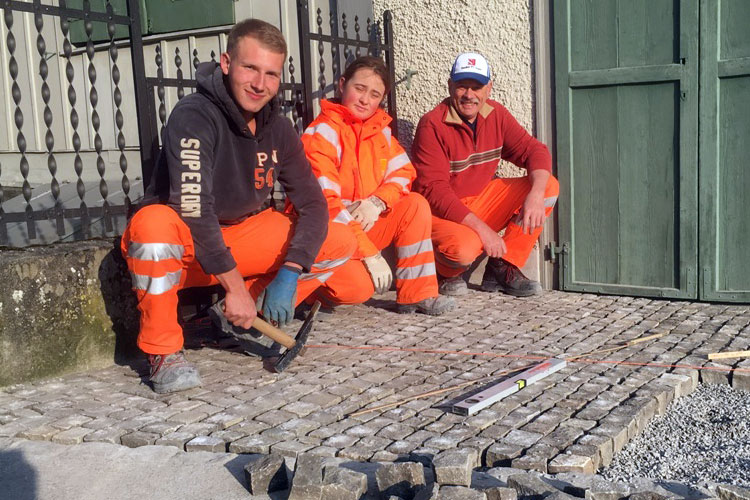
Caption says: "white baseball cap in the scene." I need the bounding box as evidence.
[450,52,491,85]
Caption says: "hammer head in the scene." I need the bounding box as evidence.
[269,301,320,373]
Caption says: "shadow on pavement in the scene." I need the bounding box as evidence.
[0,449,38,500]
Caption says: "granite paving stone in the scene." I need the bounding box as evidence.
[244,454,289,495]
[50,427,91,445]
[433,448,479,486]
[437,486,488,499]
[120,431,160,448]
[154,431,195,449]
[2,290,749,494]
[82,428,126,444]
[321,465,368,500]
[185,435,226,452]
[376,461,426,499]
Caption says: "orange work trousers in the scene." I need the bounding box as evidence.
[121,204,356,354]
[433,175,559,278]
[314,192,439,305]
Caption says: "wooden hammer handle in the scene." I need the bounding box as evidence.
[252,317,297,349]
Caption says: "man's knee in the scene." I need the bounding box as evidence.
[122,205,187,257]
[398,192,431,222]
[438,241,482,268]
[546,175,559,197]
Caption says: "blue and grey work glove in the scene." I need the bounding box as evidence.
[261,265,300,326]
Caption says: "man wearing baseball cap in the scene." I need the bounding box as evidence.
[411,52,559,297]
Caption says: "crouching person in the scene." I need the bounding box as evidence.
[301,56,454,315]
[121,19,355,394]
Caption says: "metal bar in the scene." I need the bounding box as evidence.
[451,358,567,416]
[0,203,129,224]
[127,0,157,189]
[3,0,131,24]
[296,0,315,128]
[382,10,397,128]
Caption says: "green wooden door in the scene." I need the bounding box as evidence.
[699,0,750,302]
[554,0,699,298]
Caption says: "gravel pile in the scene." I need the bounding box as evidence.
[602,383,750,489]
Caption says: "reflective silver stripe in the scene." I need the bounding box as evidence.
[382,127,392,147]
[304,123,342,161]
[317,176,341,195]
[385,177,410,192]
[397,238,433,259]
[128,242,185,262]
[396,262,436,280]
[311,255,350,271]
[385,152,410,177]
[130,270,182,295]
[544,196,558,208]
[299,270,334,283]
[341,198,353,206]
[333,209,354,224]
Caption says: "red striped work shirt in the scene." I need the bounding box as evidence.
[412,98,551,223]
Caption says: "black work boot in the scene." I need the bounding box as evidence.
[481,258,541,297]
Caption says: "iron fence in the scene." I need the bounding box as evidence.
[0,0,396,247]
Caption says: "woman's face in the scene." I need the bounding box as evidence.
[339,68,386,121]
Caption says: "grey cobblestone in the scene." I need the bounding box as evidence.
[120,431,159,448]
[185,435,226,452]
[50,427,91,445]
[83,428,126,444]
[2,291,749,485]
[155,431,195,449]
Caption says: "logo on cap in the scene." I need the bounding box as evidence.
[450,52,490,85]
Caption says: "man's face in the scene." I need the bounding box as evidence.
[220,37,285,119]
[449,78,493,122]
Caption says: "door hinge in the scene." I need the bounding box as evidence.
[546,241,568,264]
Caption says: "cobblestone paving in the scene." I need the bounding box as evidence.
[1,290,749,474]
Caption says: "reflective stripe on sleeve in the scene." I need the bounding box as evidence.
[304,123,342,161]
[384,177,410,192]
[333,209,354,224]
[317,176,341,195]
[385,152,410,177]
[128,242,185,262]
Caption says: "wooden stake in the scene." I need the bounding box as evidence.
[708,350,750,361]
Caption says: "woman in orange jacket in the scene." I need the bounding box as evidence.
[302,56,454,315]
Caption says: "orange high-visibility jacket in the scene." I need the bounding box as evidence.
[302,99,416,257]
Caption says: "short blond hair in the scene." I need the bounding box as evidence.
[227,19,287,59]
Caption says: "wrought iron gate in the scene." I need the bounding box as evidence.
[0,0,395,247]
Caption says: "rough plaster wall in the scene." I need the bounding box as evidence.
[372,0,535,177]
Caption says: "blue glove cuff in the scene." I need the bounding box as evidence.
[276,265,301,284]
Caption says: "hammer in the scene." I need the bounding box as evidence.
[209,299,320,373]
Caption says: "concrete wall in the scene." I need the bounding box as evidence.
[0,240,139,387]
